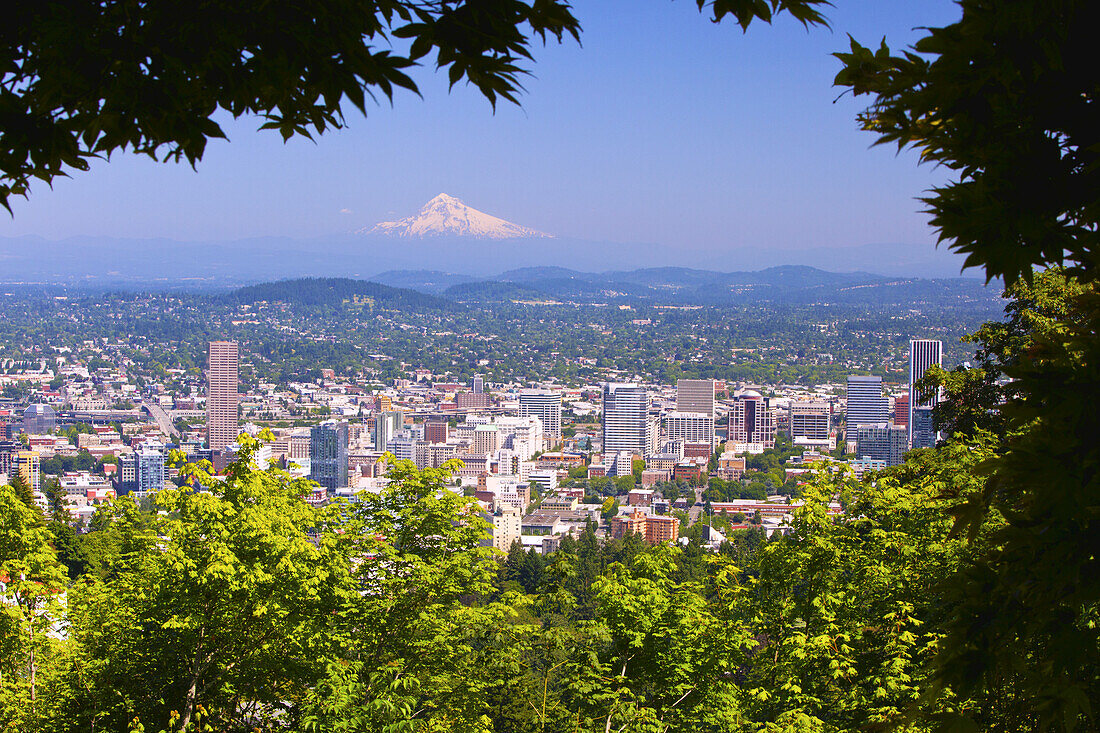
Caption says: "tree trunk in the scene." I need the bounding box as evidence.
[180,647,213,731]
[29,621,36,704]
[180,673,199,731]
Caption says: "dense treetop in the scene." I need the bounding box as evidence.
[225,277,457,311]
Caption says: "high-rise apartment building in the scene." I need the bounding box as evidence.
[386,432,419,462]
[846,375,889,428]
[310,421,349,491]
[472,374,485,394]
[519,389,563,447]
[136,443,167,494]
[602,383,650,456]
[729,391,776,448]
[117,453,138,494]
[909,339,943,449]
[0,439,18,478]
[287,433,311,462]
[495,415,544,461]
[789,401,830,442]
[373,410,402,451]
[480,506,522,552]
[676,379,716,418]
[855,423,909,467]
[206,341,239,452]
[472,424,501,454]
[13,450,41,491]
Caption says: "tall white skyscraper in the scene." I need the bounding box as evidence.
[206,341,239,452]
[602,383,650,456]
[909,339,943,449]
[373,410,402,451]
[519,389,562,447]
[136,442,167,494]
[676,379,716,418]
[846,375,889,428]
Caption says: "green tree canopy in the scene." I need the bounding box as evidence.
[65,436,349,730]
[0,483,67,726]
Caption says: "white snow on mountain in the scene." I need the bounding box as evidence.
[360,193,552,239]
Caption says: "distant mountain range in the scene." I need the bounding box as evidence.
[0,192,978,286]
[439,265,998,306]
[224,266,1000,311]
[370,265,891,298]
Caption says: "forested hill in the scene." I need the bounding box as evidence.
[443,280,552,303]
[223,277,459,311]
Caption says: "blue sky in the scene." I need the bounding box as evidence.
[1,0,961,257]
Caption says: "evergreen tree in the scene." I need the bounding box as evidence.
[6,472,39,518]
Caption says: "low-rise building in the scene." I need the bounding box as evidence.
[522,512,565,536]
[645,453,680,472]
[640,468,670,487]
[541,494,579,511]
[528,469,558,493]
[673,462,701,482]
[610,508,679,544]
[716,454,746,481]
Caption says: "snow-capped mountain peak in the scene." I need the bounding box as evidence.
[360,194,552,239]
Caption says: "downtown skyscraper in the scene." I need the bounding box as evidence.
[373,410,402,452]
[909,339,943,449]
[675,379,716,418]
[519,389,563,447]
[729,390,776,448]
[310,421,349,491]
[602,383,651,456]
[206,341,239,452]
[846,375,889,428]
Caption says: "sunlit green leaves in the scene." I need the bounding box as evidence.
[0,483,68,731]
[64,434,350,731]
